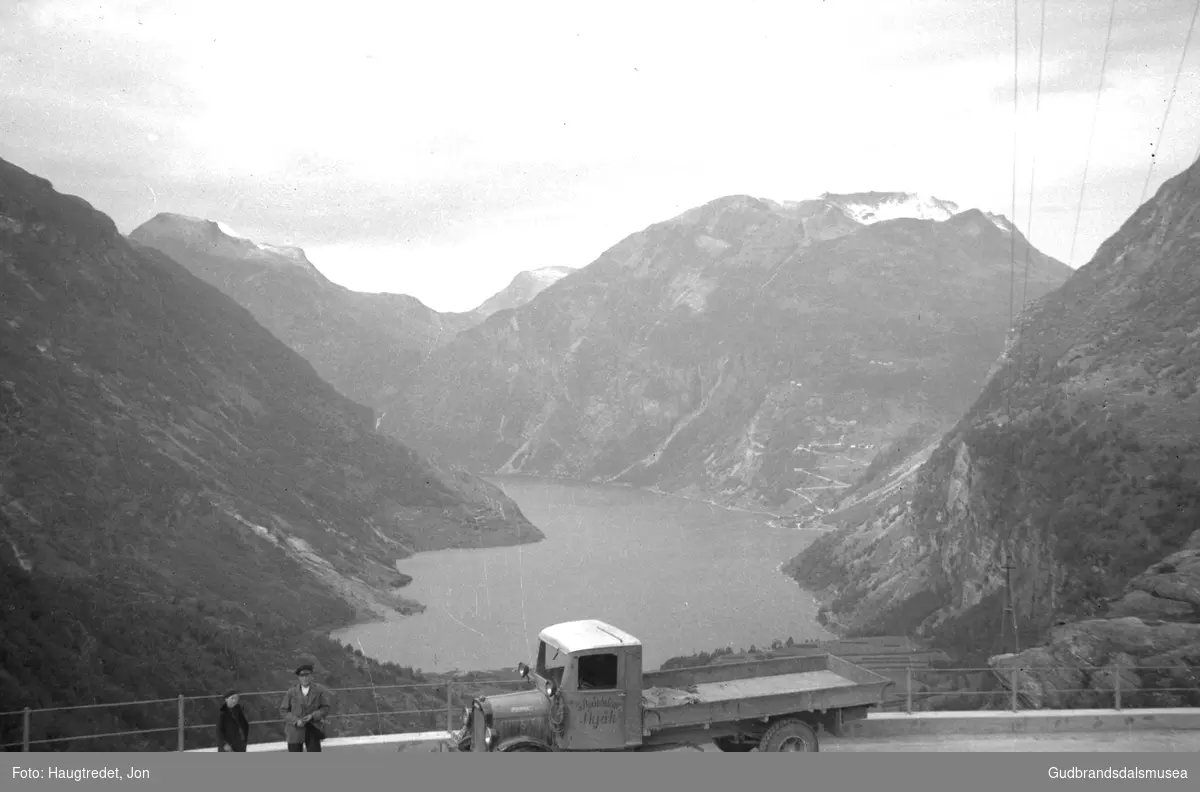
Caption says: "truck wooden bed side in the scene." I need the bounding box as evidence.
[640,654,892,732]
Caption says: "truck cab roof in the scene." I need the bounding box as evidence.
[539,620,642,654]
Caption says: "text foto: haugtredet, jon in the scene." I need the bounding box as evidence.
[13,766,150,781]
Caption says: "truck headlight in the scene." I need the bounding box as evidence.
[484,727,495,747]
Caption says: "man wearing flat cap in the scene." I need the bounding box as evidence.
[215,690,250,752]
[279,662,332,752]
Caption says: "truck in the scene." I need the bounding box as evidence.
[455,619,894,753]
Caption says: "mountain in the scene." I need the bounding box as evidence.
[376,193,1073,512]
[470,266,575,318]
[129,214,479,409]
[785,158,1200,702]
[0,156,542,746]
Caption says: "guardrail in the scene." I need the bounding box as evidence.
[0,677,528,753]
[868,663,1199,715]
[2,662,1196,751]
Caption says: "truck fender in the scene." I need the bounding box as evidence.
[494,736,552,753]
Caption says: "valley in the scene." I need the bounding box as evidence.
[4,135,1199,752]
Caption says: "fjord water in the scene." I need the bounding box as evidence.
[334,476,833,673]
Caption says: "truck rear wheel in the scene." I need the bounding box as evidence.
[758,719,819,752]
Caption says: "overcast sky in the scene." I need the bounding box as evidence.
[3,0,1199,312]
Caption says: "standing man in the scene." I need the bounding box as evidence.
[279,662,332,752]
[215,690,250,752]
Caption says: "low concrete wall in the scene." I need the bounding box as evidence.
[842,708,1200,738]
[185,708,1200,752]
[185,730,456,753]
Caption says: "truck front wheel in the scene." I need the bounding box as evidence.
[758,719,819,752]
[495,738,551,752]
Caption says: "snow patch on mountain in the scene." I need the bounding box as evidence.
[984,212,1015,232]
[527,266,573,288]
[821,192,962,224]
[215,221,245,239]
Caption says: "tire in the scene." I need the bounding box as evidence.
[496,738,550,752]
[758,719,819,752]
[713,737,757,752]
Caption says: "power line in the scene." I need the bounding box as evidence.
[1020,0,1048,318]
[1004,0,1048,556]
[1067,0,1119,267]
[996,0,1200,664]
[1001,0,1021,444]
[997,0,1024,661]
[1007,0,1048,450]
[1139,0,1200,206]
[1007,0,1019,373]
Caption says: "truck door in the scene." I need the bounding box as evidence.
[557,650,627,751]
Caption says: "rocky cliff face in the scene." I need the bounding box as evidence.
[129,214,479,409]
[0,155,541,631]
[983,529,1200,709]
[469,265,575,319]
[787,158,1200,677]
[379,194,1072,512]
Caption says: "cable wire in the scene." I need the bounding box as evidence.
[1067,0,1119,266]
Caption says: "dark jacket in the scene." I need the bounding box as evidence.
[216,703,250,752]
[279,683,333,744]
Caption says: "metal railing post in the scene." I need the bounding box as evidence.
[905,666,913,714]
[1010,667,1019,712]
[1114,664,1122,711]
[23,707,31,752]
[177,695,185,752]
[446,684,453,731]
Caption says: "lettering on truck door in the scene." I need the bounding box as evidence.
[561,651,626,751]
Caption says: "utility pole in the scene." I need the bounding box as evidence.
[1000,552,1019,655]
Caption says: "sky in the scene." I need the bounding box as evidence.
[2,0,1200,313]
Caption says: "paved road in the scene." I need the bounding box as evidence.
[821,731,1200,752]
[339,730,1198,754]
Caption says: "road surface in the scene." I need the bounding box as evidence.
[340,730,1199,753]
[821,732,1200,752]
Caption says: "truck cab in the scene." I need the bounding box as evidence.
[460,618,891,753]
[465,619,644,752]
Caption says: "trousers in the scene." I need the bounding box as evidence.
[287,723,323,752]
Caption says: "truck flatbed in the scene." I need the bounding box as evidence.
[644,669,860,707]
[639,654,891,733]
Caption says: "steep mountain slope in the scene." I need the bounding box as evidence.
[787,157,1200,675]
[378,194,1072,512]
[129,214,478,408]
[470,265,575,319]
[0,156,541,741]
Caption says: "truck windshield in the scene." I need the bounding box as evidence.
[537,641,566,685]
